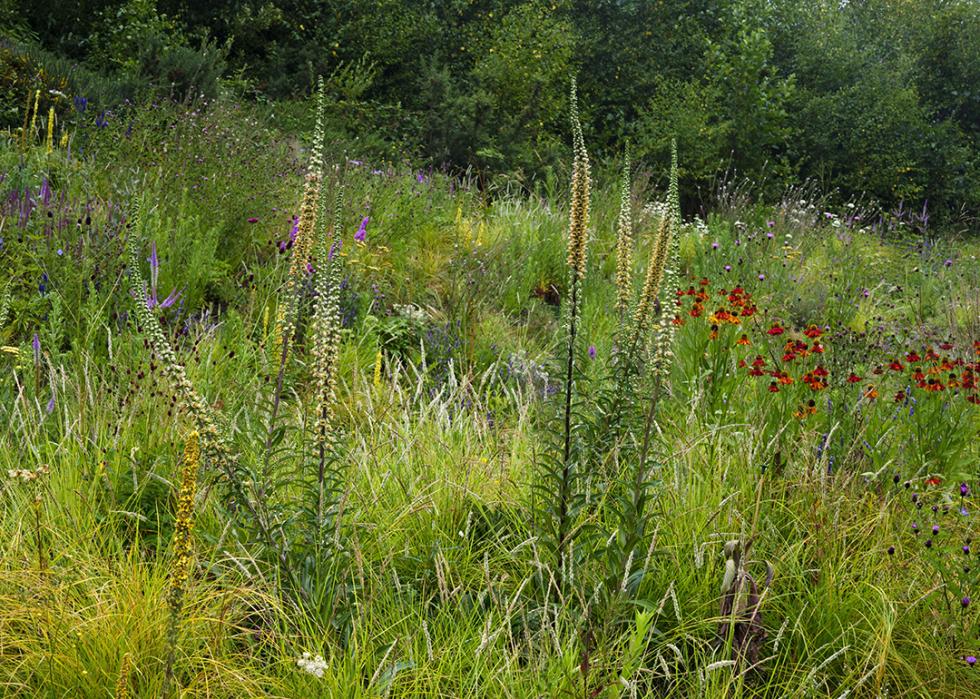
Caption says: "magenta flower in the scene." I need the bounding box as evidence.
[247,217,259,224]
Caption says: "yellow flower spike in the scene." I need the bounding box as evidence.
[46,107,54,154]
[163,431,200,697]
[27,90,40,147]
[59,130,68,149]
[115,653,132,699]
[373,350,383,388]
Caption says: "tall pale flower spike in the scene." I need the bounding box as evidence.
[566,78,591,288]
[312,184,344,522]
[652,139,682,377]
[312,185,343,448]
[163,431,201,698]
[615,143,634,325]
[280,77,327,343]
[629,216,669,351]
[556,77,591,592]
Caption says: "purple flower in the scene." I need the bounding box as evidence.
[766,220,775,228]
[964,545,971,555]
[354,216,369,243]
[247,217,259,224]
[887,546,895,555]
[588,345,597,360]
[961,483,970,497]
[32,333,41,364]
[711,241,719,250]
[963,596,971,608]
[766,232,774,239]
[56,248,63,256]
[932,525,940,535]
[46,395,55,413]
[148,241,159,276]
[416,172,426,183]
[967,656,977,667]
[943,258,953,268]
[758,274,765,281]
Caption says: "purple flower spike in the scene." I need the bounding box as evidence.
[588,345,597,360]
[354,216,369,243]
[32,333,41,364]
[148,241,159,275]
[46,394,55,413]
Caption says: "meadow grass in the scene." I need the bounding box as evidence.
[1,93,979,698]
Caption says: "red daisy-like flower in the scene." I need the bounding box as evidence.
[847,373,862,383]
[768,324,785,336]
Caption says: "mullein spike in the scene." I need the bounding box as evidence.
[615,142,634,325]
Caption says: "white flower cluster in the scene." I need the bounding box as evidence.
[297,652,328,678]
[642,200,669,221]
[393,303,428,324]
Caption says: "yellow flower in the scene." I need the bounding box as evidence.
[373,350,383,388]
[46,107,54,154]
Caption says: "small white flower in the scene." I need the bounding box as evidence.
[297,651,328,678]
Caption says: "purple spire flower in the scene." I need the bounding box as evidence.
[46,394,55,414]
[588,345,597,360]
[354,216,369,243]
[32,334,41,364]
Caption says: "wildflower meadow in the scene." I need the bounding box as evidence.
[2,6,980,698]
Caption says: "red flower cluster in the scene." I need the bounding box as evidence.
[670,274,980,412]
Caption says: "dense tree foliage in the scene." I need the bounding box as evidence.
[4,0,978,218]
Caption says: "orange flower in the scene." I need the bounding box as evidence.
[864,385,879,400]
[735,334,751,346]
